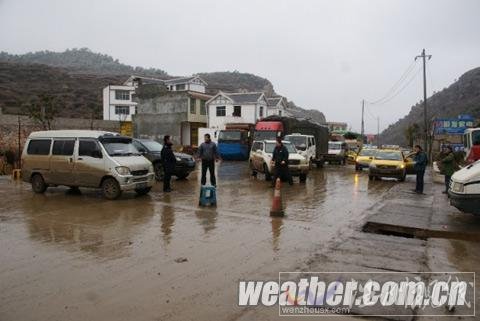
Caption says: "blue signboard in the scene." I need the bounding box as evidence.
[433,115,475,135]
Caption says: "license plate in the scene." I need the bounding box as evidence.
[136,182,147,189]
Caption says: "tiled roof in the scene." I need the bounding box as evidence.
[267,97,282,107]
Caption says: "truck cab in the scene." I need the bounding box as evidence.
[325,141,348,165]
[284,134,316,167]
[463,128,480,164]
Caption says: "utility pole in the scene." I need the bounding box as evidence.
[415,49,432,153]
[361,99,365,143]
[377,117,380,147]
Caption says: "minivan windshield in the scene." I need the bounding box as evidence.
[100,137,140,156]
[265,142,296,154]
[218,131,241,141]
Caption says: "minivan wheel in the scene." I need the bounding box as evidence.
[31,174,47,194]
[264,163,272,181]
[102,178,122,200]
[135,187,152,196]
[299,173,307,182]
[154,162,164,181]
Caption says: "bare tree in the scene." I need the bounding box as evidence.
[23,94,59,130]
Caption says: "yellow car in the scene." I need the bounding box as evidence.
[355,149,377,171]
[368,149,407,181]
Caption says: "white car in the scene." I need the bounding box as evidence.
[448,160,480,215]
[284,134,316,167]
[249,140,309,182]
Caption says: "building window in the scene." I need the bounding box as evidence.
[259,106,264,118]
[200,100,206,115]
[279,110,282,116]
[233,105,241,117]
[115,106,130,115]
[190,98,196,114]
[216,106,226,117]
[115,90,130,100]
[176,84,186,91]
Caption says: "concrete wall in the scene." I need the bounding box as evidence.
[133,113,186,145]
[0,109,120,161]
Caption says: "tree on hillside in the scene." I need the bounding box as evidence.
[404,123,420,148]
[23,94,59,130]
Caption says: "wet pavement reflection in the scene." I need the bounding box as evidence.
[0,162,401,321]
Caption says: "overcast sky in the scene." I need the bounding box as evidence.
[1,0,479,132]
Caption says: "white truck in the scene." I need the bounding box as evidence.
[284,133,318,168]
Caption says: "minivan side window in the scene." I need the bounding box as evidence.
[52,140,75,156]
[79,140,102,158]
[27,139,51,155]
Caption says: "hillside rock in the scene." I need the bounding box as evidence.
[380,67,480,145]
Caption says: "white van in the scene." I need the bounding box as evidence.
[22,130,155,199]
[448,160,480,215]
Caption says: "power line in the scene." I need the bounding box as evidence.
[369,65,422,106]
[366,60,418,105]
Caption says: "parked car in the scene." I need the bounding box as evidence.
[355,149,377,170]
[448,160,480,215]
[22,130,155,199]
[132,138,195,181]
[368,149,407,181]
[325,141,348,165]
[249,140,309,182]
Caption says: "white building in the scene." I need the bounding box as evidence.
[102,85,137,121]
[266,97,289,117]
[206,92,268,129]
[103,75,207,121]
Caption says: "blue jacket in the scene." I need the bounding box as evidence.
[414,151,428,172]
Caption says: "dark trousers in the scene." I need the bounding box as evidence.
[272,164,293,186]
[444,175,451,192]
[201,160,216,186]
[163,171,172,191]
[415,170,425,193]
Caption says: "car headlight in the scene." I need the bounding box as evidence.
[398,164,405,169]
[148,164,154,173]
[115,166,131,175]
[451,182,464,193]
[175,156,182,162]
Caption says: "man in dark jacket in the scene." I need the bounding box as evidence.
[160,135,176,192]
[271,137,293,186]
[413,145,428,194]
[198,133,219,187]
[440,145,457,194]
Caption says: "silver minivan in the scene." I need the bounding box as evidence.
[21,130,155,199]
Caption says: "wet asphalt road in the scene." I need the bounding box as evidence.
[0,162,405,321]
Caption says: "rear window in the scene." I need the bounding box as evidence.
[52,140,75,156]
[27,139,51,155]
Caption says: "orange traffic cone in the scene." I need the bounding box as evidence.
[270,178,284,217]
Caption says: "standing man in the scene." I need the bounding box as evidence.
[440,145,457,194]
[198,133,219,187]
[271,137,293,186]
[160,135,176,192]
[413,144,428,194]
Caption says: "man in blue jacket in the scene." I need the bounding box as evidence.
[413,145,428,194]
